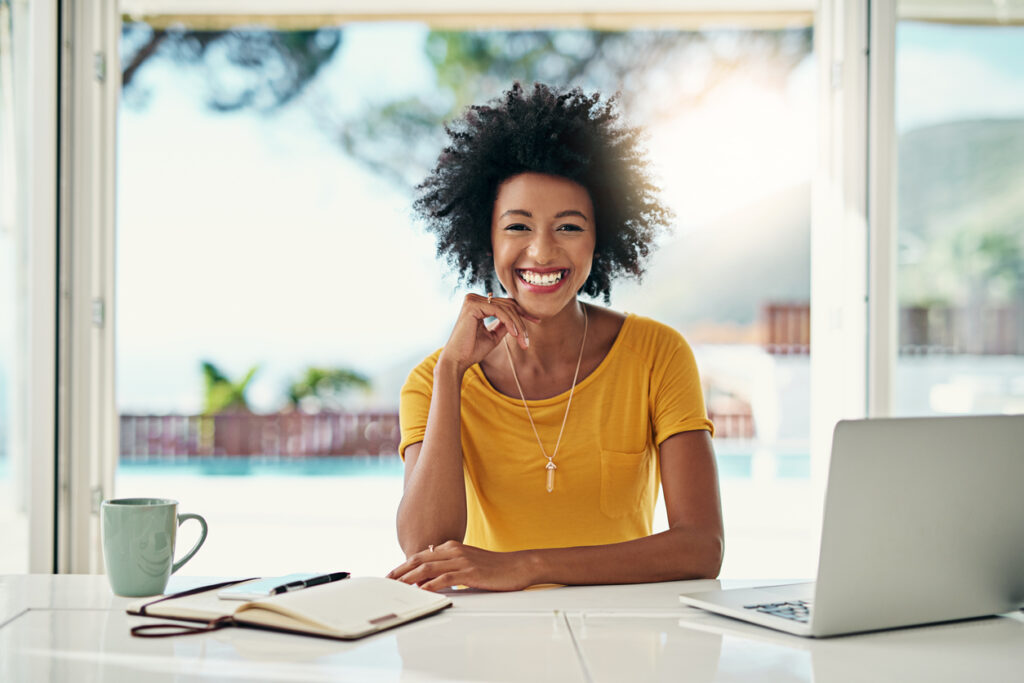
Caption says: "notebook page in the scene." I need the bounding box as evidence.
[236,577,450,635]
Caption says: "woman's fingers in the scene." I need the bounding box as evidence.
[475,294,536,350]
[386,550,429,580]
[419,572,465,592]
[393,560,457,586]
[475,296,520,337]
[387,540,456,582]
[442,292,542,368]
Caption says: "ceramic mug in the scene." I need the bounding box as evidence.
[101,498,208,597]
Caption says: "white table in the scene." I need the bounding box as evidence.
[2,574,1023,682]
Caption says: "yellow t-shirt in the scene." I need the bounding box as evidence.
[398,314,713,552]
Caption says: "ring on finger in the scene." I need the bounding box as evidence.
[486,292,493,305]
[428,544,434,553]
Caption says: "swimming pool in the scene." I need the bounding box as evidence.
[113,450,811,480]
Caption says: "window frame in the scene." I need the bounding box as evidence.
[19,0,59,574]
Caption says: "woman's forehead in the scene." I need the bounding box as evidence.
[493,172,593,216]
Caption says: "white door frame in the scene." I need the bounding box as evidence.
[866,0,898,417]
[25,0,60,574]
[809,0,897,534]
[55,0,119,573]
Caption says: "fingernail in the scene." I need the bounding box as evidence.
[525,333,530,348]
[512,323,518,336]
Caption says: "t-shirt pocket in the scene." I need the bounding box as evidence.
[599,448,651,518]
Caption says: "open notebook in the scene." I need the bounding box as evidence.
[127,577,452,640]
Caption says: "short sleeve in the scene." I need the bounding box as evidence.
[649,334,714,444]
[398,352,439,459]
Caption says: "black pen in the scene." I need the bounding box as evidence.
[272,571,350,594]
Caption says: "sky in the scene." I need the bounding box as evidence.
[111,20,1023,414]
[896,22,1024,132]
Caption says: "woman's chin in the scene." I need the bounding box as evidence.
[515,295,580,322]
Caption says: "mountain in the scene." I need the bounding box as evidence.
[898,118,1024,306]
[899,118,1024,243]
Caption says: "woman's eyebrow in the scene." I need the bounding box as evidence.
[498,208,590,221]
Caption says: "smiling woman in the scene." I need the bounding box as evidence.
[390,83,723,591]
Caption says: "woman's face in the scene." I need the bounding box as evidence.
[490,172,596,320]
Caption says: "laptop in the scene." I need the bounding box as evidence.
[679,415,1024,637]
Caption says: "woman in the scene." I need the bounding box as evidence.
[388,83,723,591]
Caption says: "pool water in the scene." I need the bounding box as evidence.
[117,455,407,478]
[115,452,811,480]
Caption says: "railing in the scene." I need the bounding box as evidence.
[120,407,756,460]
[899,305,1023,355]
[120,412,401,461]
[708,408,756,440]
[761,303,810,355]
[761,302,1023,355]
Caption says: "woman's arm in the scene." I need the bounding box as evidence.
[395,361,468,556]
[388,430,723,589]
[396,293,537,557]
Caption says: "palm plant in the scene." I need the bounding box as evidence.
[286,366,371,412]
[200,360,259,415]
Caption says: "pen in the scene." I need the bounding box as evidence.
[272,571,350,594]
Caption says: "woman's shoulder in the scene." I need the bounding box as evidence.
[402,348,444,392]
[617,312,690,354]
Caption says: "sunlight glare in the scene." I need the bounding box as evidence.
[651,77,813,231]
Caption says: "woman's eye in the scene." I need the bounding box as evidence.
[504,223,529,231]
[558,224,584,232]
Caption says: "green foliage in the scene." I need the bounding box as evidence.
[200,361,258,415]
[334,28,811,188]
[286,366,371,412]
[120,23,811,189]
[898,119,1024,307]
[120,24,342,112]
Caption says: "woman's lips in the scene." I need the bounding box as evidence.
[516,268,569,293]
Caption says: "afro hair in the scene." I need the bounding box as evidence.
[414,82,673,303]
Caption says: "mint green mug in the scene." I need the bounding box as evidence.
[101,498,208,597]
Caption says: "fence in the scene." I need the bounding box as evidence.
[761,303,810,355]
[120,407,755,460]
[708,408,755,440]
[761,302,1023,355]
[120,412,401,461]
[899,305,1023,355]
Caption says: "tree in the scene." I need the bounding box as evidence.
[200,360,258,415]
[285,366,371,413]
[121,24,342,112]
[120,23,811,188]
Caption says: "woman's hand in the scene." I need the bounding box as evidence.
[438,293,540,375]
[387,540,537,592]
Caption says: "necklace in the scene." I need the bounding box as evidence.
[503,303,589,493]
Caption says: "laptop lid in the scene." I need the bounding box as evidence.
[811,415,1024,636]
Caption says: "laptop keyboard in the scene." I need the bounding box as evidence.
[743,600,812,623]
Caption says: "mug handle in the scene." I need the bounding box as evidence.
[172,513,208,574]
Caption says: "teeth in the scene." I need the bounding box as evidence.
[519,270,564,286]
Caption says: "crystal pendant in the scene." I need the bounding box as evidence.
[545,461,557,493]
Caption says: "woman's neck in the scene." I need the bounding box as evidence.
[508,300,588,374]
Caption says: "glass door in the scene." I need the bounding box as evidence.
[893,11,1024,416]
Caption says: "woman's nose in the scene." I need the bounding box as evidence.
[527,232,556,263]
